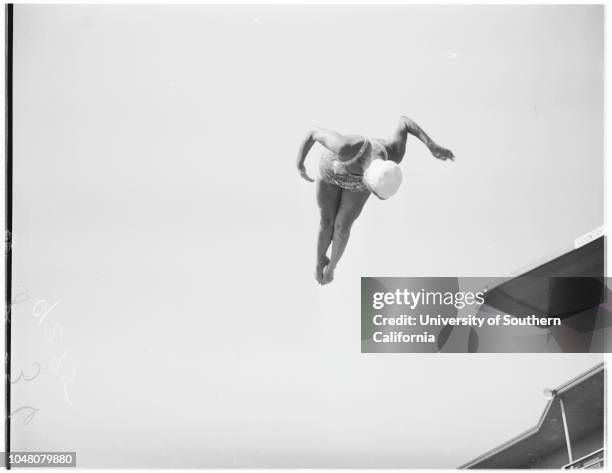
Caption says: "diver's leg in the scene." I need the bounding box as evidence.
[315,179,342,283]
[322,189,371,285]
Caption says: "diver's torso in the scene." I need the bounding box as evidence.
[324,138,389,176]
[318,138,391,192]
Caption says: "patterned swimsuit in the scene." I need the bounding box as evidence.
[319,137,389,192]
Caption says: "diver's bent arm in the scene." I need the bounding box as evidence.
[299,127,354,159]
[296,130,317,182]
[297,127,355,181]
[399,117,455,162]
[400,116,437,150]
[297,131,316,169]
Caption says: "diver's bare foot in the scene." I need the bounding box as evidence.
[315,256,330,284]
[321,265,335,285]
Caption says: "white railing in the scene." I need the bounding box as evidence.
[563,448,605,469]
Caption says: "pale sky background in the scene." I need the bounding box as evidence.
[10,4,603,468]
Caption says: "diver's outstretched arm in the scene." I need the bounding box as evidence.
[392,117,455,163]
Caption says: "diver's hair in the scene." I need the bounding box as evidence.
[364,159,403,199]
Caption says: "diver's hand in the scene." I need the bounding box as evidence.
[430,144,455,162]
[298,164,315,182]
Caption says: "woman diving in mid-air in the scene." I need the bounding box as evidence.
[297,116,454,285]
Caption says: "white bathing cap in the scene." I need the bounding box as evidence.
[363,159,403,199]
